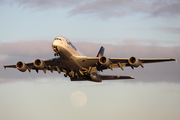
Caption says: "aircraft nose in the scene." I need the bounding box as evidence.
[52,39,61,46]
[52,40,61,53]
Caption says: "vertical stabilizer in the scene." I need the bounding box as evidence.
[96,46,105,57]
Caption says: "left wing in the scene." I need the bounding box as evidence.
[77,56,176,73]
[109,58,176,64]
[138,58,177,63]
[109,57,176,68]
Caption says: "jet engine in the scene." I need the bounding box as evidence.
[34,59,45,69]
[16,61,27,72]
[99,56,110,67]
[128,56,140,67]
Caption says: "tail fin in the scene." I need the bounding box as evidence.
[96,46,105,57]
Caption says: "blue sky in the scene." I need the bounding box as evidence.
[0,0,180,120]
[1,0,180,45]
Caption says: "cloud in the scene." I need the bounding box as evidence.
[0,0,5,4]
[154,26,180,34]
[69,0,180,18]
[0,40,179,83]
[2,0,84,8]
[151,1,180,17]
[0,40,52,59]
[2,0,180,18]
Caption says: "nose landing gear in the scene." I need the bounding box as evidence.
[54,53,59,56]
[53,46,60,56]
[64,74,68,77]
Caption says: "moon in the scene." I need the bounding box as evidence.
[70,91,87,108]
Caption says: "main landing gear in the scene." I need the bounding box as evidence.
[64,72,78,79]
[64,73,73,78]
[64,74,68,77]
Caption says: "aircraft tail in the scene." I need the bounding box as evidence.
[96,46,105,57]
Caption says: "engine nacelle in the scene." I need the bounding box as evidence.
[16,61,27,72]
[99,56,110,67]
[34,59,45,69]
[128,56,140,67]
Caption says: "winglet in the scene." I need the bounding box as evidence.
[3,65,6,69]
[96,46,105,57]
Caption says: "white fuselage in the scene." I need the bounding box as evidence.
[52,36,86,71]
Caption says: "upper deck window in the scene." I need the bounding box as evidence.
[66,39,77,51]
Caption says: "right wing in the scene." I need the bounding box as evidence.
[4,57,66,73]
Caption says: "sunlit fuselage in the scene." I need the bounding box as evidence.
[52,36,86,71]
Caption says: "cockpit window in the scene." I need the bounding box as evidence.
[54,38,62,41]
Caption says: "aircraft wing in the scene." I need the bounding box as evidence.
[109,58,176,64]
[79,57,176,73]
[138,58,177,63]
[81,57,176,66]
[4,65,16,68]
[4,57,66,73]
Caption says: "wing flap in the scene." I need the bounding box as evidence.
[89,63,127,73]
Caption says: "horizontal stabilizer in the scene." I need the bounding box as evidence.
[70,78,101,82]
[70,75,134,82]
[99,75,134,80]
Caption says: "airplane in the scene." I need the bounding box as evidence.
[4,36,177,82]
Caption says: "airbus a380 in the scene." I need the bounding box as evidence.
[4,36,176,82]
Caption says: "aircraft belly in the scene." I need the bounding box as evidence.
[61,59,85,71]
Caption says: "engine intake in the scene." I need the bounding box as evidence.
[34,59,45,69]
[16,61,27,72]
[99,56,110,67]
[128,56,140,67]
